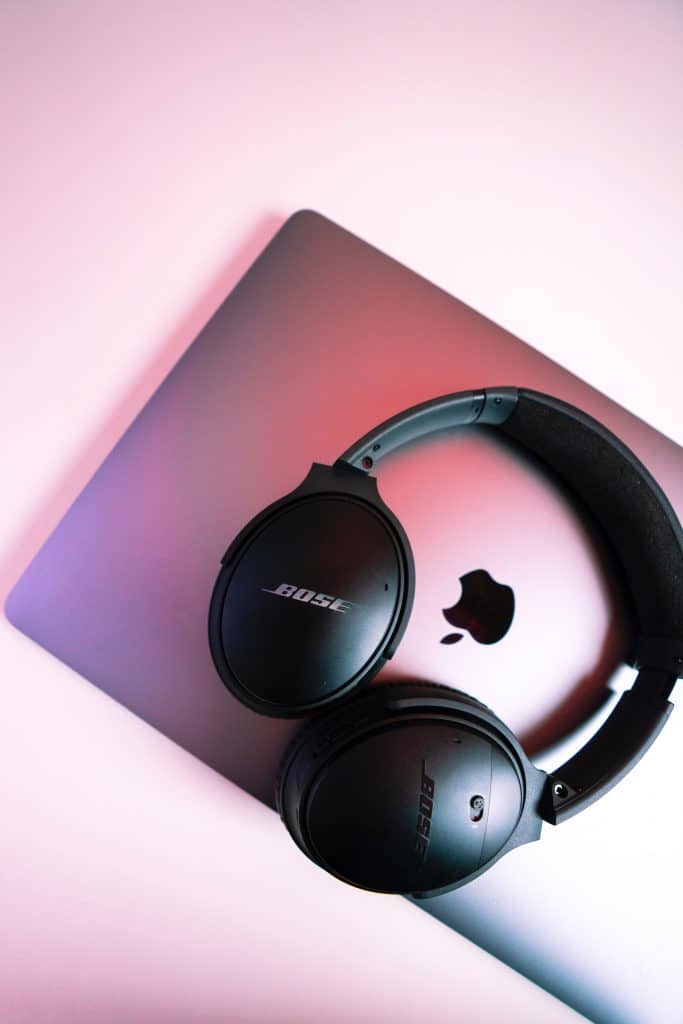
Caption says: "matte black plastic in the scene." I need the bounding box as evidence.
[339,387,519,471]
[339,390,487,469]
[278,682,545,897]
[306,722,518,893]
[209,462,414,716]
[543,674,675,824]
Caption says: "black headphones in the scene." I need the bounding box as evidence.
[209,387,683,897]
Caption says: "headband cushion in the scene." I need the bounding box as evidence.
[498,389,683,664]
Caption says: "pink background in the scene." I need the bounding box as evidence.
[1,3,682,1021]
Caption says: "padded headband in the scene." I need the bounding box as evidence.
[338,387,682,824]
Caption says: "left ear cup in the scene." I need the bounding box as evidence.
[277,681,540,897]
[209,463,414,717]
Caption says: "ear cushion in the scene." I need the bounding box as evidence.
[275,679,491,814]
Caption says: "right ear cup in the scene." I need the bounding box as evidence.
[277,681,541,897]
[274,681,483,808]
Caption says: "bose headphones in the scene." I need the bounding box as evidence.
[209,387,683,897]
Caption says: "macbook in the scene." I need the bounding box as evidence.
[7,211,681,1023]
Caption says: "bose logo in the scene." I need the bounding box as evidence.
[415,760,435,865]
[262,583,354,613]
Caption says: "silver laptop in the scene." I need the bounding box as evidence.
[7,211,681,1024]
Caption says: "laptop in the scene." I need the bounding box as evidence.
[7,210,681,1024]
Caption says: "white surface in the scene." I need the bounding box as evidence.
[1,2,681,1021]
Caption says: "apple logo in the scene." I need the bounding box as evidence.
[441,569,515,646]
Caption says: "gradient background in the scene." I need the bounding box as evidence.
[1,3,682,1022]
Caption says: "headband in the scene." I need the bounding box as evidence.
[338,387,682,823]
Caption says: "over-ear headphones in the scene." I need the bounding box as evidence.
[209,387,683,897]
